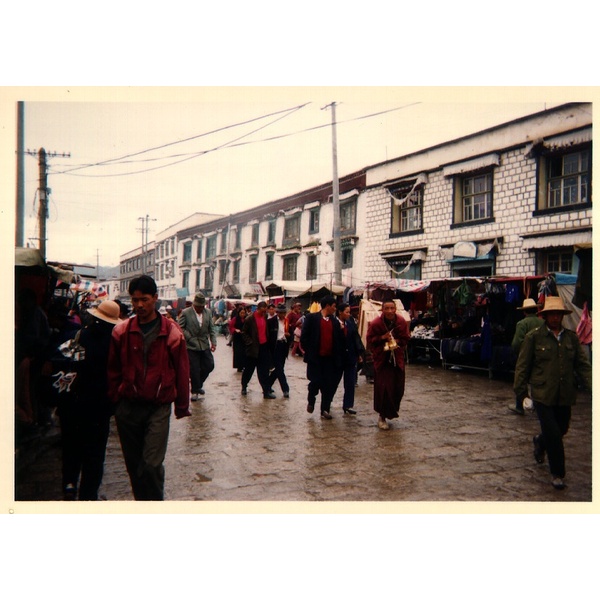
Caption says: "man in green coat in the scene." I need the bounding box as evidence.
[508,298,544,415]
[514,296,592,490]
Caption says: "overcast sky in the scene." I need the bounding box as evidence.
[6,87,589,267]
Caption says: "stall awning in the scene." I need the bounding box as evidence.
[441,239,500,262]
[521,230,593,250]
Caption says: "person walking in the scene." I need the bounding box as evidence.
[513,296,592,490]
[229,305,247,372]
[287,302,304,357]
[337,303,365,415]
[508,298,544,415]
[241,301,276,399]
[177,293,217,401]
[56,299,120,500]
[108,275,191,501]
[268,304,291,398]
[300,295,344,419]
[366,299,410,430]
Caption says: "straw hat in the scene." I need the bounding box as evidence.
[517,298,540,311]
[539,296,572,315]
[88,300,121,324]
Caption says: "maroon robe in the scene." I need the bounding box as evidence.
[366,313,410,419]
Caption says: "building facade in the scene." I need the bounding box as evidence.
[117,103,592,304]
[362,102,592,283]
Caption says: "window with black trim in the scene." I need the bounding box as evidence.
[195,269,201,291]
[233,229,241,251]
[454,171,493,224]
[219,231,228,254]
[196,239,203,261]
[282,255,298,280]
[387,256,421,280]
[205,266,213,290]
[182,271,190,291]
[218,259,227,283]
[183,242,192,264]
[340,199,356,235]
[206,235,217,259]
[306,253,318,279]
[249,256,257,283]
[341,248,353,269]
[232,260,240,284]
[390,182,423,234]
[267,220,276,245]
[251,224,260,247]
[309,208,320,234]
[538,148,590,211]
[265,253,274,280]
[539,250,573,274]
[283,215,300,247]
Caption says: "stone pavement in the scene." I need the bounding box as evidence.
[13,339,593,508]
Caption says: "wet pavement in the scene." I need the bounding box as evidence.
[12,339,593,509]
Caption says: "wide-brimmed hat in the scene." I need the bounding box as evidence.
[88,300,121,324]
[539,296,572,315]
[159,306,168,315]
[193,293,206,307]
[517,298,541,311]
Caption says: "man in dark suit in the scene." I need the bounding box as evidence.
[177,293,217,400]
[300,295,344,419]
[337,302,365,415]
[241,301,276,399]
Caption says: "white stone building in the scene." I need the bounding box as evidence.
[154,212,223,302]
[362,102,592,283]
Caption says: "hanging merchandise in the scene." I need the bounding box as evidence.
[452,279,474,306]
[505,283,522,305]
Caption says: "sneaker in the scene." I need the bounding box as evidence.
[320,411,333,420]
[533,435,545,464]
[551,477,566,490]
[378,418,390,430]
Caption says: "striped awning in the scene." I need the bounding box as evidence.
[521,230,593,250]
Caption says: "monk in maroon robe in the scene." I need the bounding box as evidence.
[366,300,410,430]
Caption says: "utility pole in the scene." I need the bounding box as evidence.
[16,101,25,247]
[138,214,156,275]
[322,102,342,286]
[26,147,71,260]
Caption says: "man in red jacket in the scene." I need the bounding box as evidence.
[108,275,191,500]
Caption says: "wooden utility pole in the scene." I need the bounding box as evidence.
[138,214,156,275]
[322,102,342,286]
[27,147,70,260]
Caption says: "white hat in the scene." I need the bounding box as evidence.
[517,298,541,311]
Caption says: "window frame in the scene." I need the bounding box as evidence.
[390,181,424,236]
[451,169,495,228]
[306,253,318,280]
[265,252,274,281]
[339,198,357,235]
[251,223,260,247]
[283,215,301,247]
[536,146,591,215]
[282,254,298,280]
[308,207,320,234]
[249,255,258,283]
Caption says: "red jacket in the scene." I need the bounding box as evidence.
[108,315,191,418]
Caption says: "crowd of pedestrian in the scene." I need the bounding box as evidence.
[15,273,592,500]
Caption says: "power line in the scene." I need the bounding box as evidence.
[47,101,420,179]
[52,102,310,175]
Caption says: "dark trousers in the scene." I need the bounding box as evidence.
[58,403,111,500]
[115,400,171,501]
[188,348,214,393]
[268,341,290,394]
[342,362,358,409]
[241,344,271,394]
[307,356,343,413]
[534,401,572,479]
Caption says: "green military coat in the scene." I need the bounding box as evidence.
[513,323,592,407]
